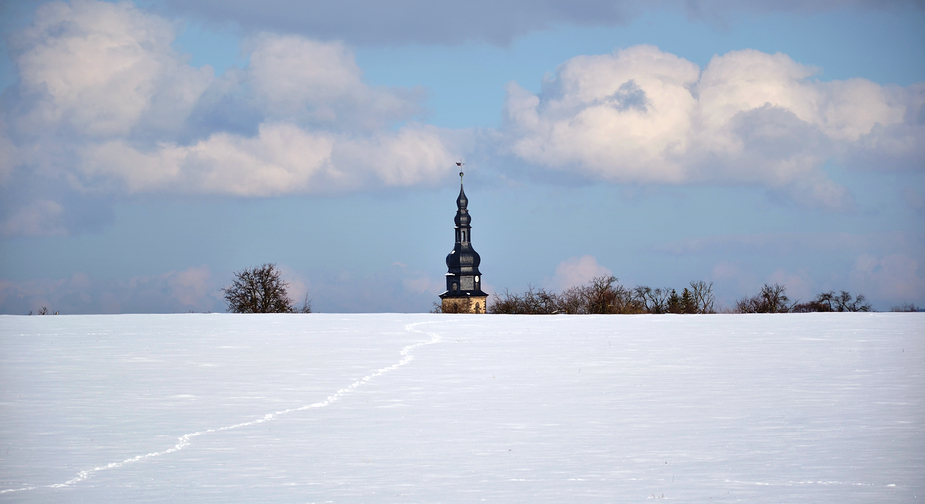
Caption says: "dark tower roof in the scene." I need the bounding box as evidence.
[454,182,471,227]
[440,170,487,299]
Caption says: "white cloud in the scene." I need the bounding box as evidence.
[1,0,459,226]
[12,0,212,137]
[79,121,455,195]
[550,255,612,291]
[504,45,923,209]
[80,123,335,195]
[246,35,423,129]
[506,45,699,184]
[332,125,456,187]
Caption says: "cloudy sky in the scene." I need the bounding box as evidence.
[0,0,923,313]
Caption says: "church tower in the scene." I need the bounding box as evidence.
[439,169,488,313]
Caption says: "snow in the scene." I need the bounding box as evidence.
[1,313,922,503]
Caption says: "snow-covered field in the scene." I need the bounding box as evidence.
[1,313,922,503]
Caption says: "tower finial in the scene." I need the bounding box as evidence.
[456,161,465,184]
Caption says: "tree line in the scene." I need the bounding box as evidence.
[734,284,873,313]
[220,264,920,314]
[483,276,918,314]
[15,265,921,315]
[488,276,716,314]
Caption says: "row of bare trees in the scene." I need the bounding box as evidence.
[734,284,872,313]
[489,276,716,314]
[486,278,911,314]
[221,265,916,314]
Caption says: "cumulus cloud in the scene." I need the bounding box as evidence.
[504,45,924,209]
[10,0,212,138]
[1,0,459,235]
[245,36,425,129]
[78,121,453,195]
[3,1,921,239]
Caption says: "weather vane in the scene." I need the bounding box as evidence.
[456,160,465,182]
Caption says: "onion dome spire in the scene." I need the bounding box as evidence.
[455,170,470,226]
[440,164,487,311]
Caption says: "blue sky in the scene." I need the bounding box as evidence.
[1,0,923,313]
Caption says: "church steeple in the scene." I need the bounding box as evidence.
[440,167,488,313]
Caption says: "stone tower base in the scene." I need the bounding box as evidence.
[441,296,488,314]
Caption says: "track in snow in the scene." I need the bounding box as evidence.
[0,321,442,494]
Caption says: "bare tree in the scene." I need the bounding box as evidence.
[793,290,871,312]
[736,283,795,313]
[585,275,619,314]
[689,280,716,314]
[834,291,871,312]
[891,303,921,312]
[522,286,559,314]
[612,283,645,314]
[223,264,296,313]
[635,286,671,314]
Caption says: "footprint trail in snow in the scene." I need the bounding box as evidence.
[1,322,442,494]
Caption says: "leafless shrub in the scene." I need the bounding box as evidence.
[296,293,313,313]
[489,289,522,314]
[556,286,588,314]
